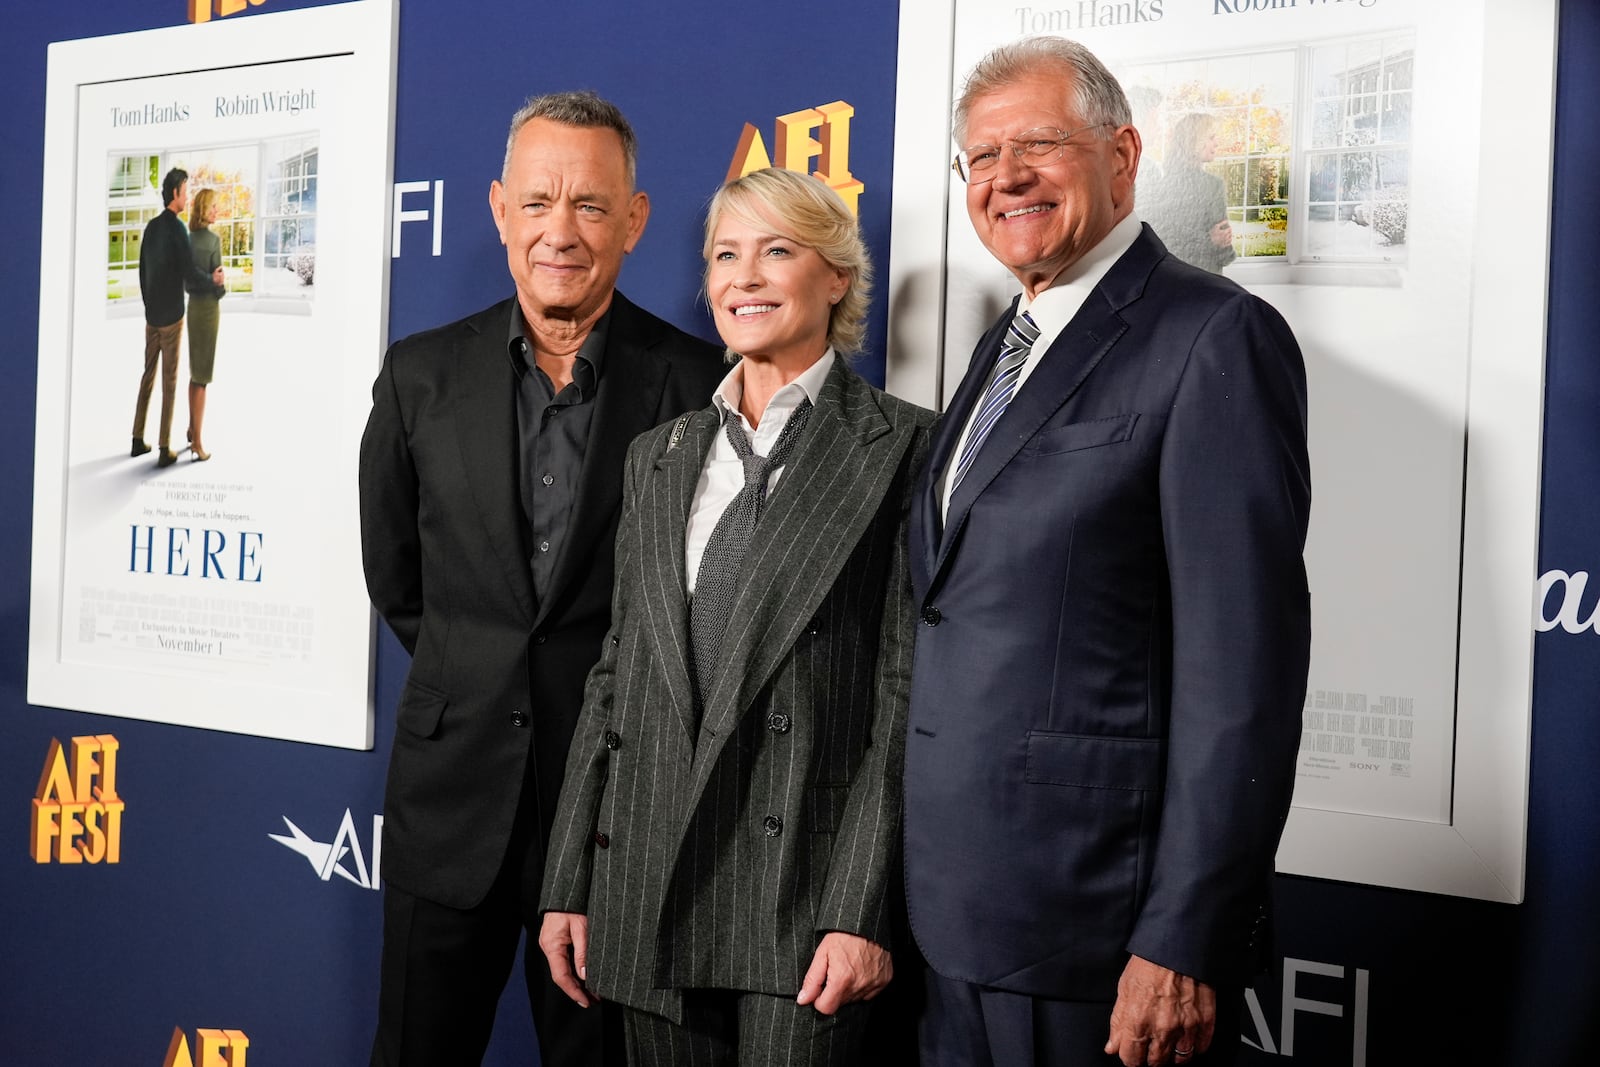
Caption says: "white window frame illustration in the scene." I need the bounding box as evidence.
[1124,31,1416,273]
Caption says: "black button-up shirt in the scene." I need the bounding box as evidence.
[508,303,609,602]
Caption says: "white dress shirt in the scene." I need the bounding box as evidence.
[685,350,835,594]
[939,213,1144,521]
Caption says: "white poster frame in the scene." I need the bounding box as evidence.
[28,0,398,750]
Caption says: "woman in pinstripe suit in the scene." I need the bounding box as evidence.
[538,168,933,1066]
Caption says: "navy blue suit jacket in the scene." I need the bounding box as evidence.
[904,224,1311,1000]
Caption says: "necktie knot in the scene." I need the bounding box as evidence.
[720,397,814,499]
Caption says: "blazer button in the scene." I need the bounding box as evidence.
[510,710,528,728]
[806,617,822,636]
[762,815,783,837]
[921,606,942,626]
[533,634,547,645]
[767,712,792,734]
[593,831,610,849]
[604,730,621,750]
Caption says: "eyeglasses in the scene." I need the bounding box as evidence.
[952,124,1115,184]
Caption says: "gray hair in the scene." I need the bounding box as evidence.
[954,36,1131,146]
[502,90,638,189]
[703,167,873,358]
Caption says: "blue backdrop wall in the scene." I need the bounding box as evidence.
[1,2,1595,1065]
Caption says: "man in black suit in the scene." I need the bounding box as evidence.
[359,90,724,1067]
[904,37,1311,1067]
[133,167,224,466]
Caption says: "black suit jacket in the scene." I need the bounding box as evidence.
[359,292,724,908]
[904,225,1311,999]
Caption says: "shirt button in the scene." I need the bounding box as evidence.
[593,831,609,849]
[539,541,550,553]
[767,712,792,734]
[510,710,528,728]
[762,815,783,837]
[542,474,554,486]
[921,606,942,626]
[605,730,621,750]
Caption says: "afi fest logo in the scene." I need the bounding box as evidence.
[1538,569,1599,635]
[164,1027,249,1067]
[271,809,383,889]
[727,101,864,215]
[188,0,267,23]
[31,735,124,864]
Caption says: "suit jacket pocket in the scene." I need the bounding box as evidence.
[1024,731,1162,791]
[805,785,852,832]
[1022,413,1139,456]
[396,679,448,739]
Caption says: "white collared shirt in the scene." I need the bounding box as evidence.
[685,350,835,594]
[939,213,1144,521]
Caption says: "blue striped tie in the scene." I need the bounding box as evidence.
[950,308,1040,491]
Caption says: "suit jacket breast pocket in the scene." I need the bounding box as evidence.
[396,678,448,739]
[1022,413,1139,457]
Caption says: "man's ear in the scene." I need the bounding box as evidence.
[623,190,651,254]
[1110,124,1142,208]
[489,180,509,245]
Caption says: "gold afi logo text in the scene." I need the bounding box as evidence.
[188,0,267,23]
[164,1027,250,1067]
[31,735,124,864]
[727,102,864,215]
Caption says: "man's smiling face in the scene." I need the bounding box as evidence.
[961,70,1138,298]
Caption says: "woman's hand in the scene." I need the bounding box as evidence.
[796,932,893,1015]
[538,911,595,1007]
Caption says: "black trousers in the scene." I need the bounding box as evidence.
[919,969,1241,1067]
[370,765,623,1067]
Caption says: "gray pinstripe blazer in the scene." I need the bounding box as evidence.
[540,358,933,1022]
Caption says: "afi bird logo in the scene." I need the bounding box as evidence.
[269,809,383,890]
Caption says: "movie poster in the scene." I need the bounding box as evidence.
[888,0,1554,896]
[30,2,397,749]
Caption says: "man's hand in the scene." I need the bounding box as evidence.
[1208,220,1233,249]
[538,911,594,1008]
[1104,954,1216,1066]
[795,932,893,1015]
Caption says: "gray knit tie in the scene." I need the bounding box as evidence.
[689,398,813,721]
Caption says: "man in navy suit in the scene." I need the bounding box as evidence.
[904,37,1311,1067]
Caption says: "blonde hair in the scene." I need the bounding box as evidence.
[703,167,872,356]
[188,187,217,232]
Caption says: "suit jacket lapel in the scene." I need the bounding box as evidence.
[929,228,1168,591]
[915,304,1013,581]
[535,293,669,632]
[645,407,720,745]
[936,297,1129,572]
[454,302,536,625]
[691,361,901,776]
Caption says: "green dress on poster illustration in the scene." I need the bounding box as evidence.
[184,188,225,461]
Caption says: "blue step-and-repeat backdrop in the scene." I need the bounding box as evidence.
[1,1,1596,1064]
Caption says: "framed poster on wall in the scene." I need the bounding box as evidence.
[28,0,398,749]
[887,0,1556,901]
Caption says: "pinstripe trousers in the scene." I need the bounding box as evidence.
[623,993,870,1067]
